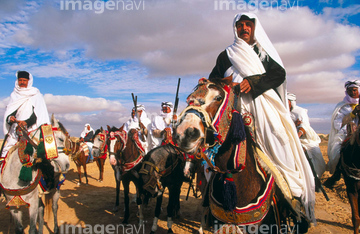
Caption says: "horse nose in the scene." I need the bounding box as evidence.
[184,127,200,140]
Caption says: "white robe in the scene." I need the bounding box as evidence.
[226,13,315,222]
[290,104,325,178]
[150,112,173,149]
[327,99,358,173]
[2,72,50,158]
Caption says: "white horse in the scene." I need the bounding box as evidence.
[0,114,70,234]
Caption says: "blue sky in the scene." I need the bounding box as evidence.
[0,0,360,138]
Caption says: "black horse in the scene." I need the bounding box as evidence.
[340,123,360,234]
[107,125,145,224]
[139,143,199,234]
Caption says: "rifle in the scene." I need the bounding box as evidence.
[131,93,138,122]
[172,78,181,126]
[304,150,330,201]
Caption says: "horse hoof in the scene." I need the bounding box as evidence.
[113,206,119,212]
[122,219,128,224]
[150,231,155,234]
[98,180,103,183]
[77,183,81,186]
[167,228,174,233]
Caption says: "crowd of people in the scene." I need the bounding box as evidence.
[1,12,359,229]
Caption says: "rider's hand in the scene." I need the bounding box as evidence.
[17,120,27,128]
[240,79,251,94]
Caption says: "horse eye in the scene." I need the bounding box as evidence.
[198,99,205,105]
[215,95,223,102]
[58,138,64,142]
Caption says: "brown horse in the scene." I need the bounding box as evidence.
[175,77,305,233]
[66,138,91,185]
[107,125,145,224]
[65,129,106,186]
[340,123,360,234]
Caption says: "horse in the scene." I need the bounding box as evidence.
[107,125,145,224]
[139,143,199,234]
[0,114,70,234]
[174,77,305,234]
[66,137,90,185]
[339,122,360,234]
[91,127,108,182]
[66,130,105,185]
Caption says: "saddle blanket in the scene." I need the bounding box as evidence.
[80,143,89,157]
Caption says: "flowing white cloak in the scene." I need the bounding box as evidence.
[291,106,325,177]
[327,101,354,174]
[225,23,315,222]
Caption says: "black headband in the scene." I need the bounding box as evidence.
[17,71,30,80]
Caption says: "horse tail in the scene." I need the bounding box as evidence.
[44,193,53,220]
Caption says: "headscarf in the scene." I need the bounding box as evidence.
[3,71,50,134]
[287,92,297,110]
[343,80,360,105]
[80,123,94,138]
[226,12,287,107]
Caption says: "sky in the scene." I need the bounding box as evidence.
[0,0,359,138]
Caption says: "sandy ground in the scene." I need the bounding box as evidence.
[0,136,355,234]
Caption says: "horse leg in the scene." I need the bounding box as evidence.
[99,159,104,182]
[122,179,130,224]
[348,191,360,234]
[166,185,181,233]
[10,209,24,234]
[52,190,61,234]
[76,163,82,186]
[151,195,163,234]
[113,168,120,212]
[38,197,45,234]
[136,186,144,225]
[83,162,89,185]
[198,207,209,234]
[28,192,40,234]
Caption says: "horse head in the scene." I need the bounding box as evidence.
[107,125,127,167]
[92,127,107,158]
[175,76,235,155]
[50,114,71,173]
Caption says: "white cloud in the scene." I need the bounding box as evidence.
[44,94,125,113]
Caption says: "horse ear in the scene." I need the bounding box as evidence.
[107,125,111,132]
[120,123,125,132]
[100,126,103,132]
[222,75,233,86]
[51,113,55,125]
[198,77,208,85]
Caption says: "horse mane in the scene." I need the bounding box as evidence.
[94,129,101,136]
[57,121,68,135]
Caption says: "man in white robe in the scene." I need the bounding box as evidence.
[324,80,360,188]
[288,93,326,180]
[1,71,50,161]
[209,13,315,223]
[124,104,152,153]
[79,123,95,162]
[149,102,175,149]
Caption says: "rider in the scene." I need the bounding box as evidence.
[124,104,152,153]
[288,92,326,184]
[149,102,176,148]
[79,123,95,163]
[324,80,360,188]
[208,12,316,223]
[1,71,50,163]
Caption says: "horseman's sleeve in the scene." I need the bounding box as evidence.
[209,50,232,81]
[25,107,37,127]
[6,109,17,124]
[84,131,94,142]
[245,55,286,99]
